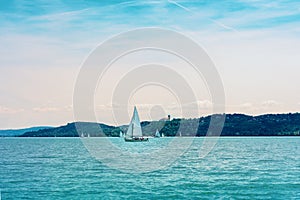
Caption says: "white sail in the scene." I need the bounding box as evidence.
[119,131,123,137]
[125,106,143,138]
[155,129,160,137]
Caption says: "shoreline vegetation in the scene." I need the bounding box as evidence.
[3,113,298,137]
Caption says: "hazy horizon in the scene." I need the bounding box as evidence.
[1,0,300,129]
[1,111,299,130]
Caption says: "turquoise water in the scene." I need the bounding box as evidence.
[1,137,299,199]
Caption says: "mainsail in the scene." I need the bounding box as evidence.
[125,106,143,138]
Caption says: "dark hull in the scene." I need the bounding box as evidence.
[124,137,149,142]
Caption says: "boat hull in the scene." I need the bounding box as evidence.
[124,137,149,142]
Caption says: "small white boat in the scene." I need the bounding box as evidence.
[124,106,148,142]
[154,129,160,138]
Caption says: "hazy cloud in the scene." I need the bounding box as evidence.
[32,104,74,112]
[261,100,281,107]
[33,107,60,112]
[0,106,24,114]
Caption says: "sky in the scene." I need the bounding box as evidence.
[0,0,300,128]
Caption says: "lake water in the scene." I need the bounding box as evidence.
[1,137,299,199]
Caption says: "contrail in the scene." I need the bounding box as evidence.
[167,0,238,32]
[168,0,193,13]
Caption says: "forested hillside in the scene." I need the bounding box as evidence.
[19,113,300,137]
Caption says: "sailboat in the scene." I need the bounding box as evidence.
[124,106,148,142]
[119,131,123,138]
[154,129,160,138]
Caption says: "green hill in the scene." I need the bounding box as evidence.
[18,113,300,137]
[20,122,121,137]
[0,126,52,137]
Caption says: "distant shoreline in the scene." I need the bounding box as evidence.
[1,136,300,139]
[0,113,297,137]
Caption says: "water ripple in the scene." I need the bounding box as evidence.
[0,137,299,199]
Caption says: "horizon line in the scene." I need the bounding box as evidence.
[2,111,299,130]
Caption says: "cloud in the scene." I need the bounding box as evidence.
[96,103,164,111]
[33,105,74,112]
[29,8,91,22]
[33,107,59,112]
[261,100,280,107]
[64,105,73,112]
[177,100,213,110]
[167,0,239,32]
[240,102,253,108]
[0,106,24,114]
[195,100,213,109]
[225,101,286,115]
[0,34,83,69]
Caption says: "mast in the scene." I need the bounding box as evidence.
[131,123,134,138]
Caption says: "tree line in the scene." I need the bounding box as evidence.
[20,113,300,137]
